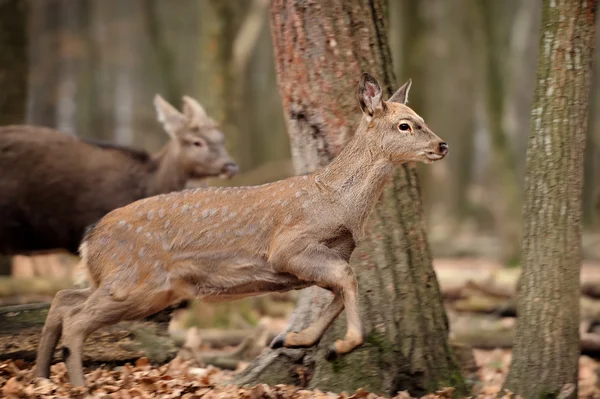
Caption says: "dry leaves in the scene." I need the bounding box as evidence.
[2,350,600,398]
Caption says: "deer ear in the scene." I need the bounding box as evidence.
[388,78,412,105]
[182,95,209,123]
[154,94,185,139]
[358,72,385,118]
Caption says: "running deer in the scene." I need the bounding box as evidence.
[35,73,448,386]
[0,95,238,256]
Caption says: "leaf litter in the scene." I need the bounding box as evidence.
[2,349,600,398]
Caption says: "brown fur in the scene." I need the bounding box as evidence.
[0,96,237,255]
[35,74,448,386]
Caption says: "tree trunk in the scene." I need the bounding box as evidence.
[0,0,28,275]
[236,1,466,396]
[196,0,255,172]
[16,0,93,279]
[471,0,523,266]
[503,1,597,398]
[26,0,91,135]
[583,18,600,228]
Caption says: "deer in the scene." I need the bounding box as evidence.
[35,73,449,387]
[0,95,238,258]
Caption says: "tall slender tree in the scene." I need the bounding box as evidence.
[236,0,466,396]
[0,0,28,275]
[504,1,597,398]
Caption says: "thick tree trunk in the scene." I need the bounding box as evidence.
[503,1,597,398]
[236,1,466,396]
[0,0,28,276]
[583,19,600,228]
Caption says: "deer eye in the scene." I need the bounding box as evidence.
[398,123,411,132]
[192,140,204,147]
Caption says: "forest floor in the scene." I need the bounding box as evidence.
[3,255,600,398]
[2,347,600,398]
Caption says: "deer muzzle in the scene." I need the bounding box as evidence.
[220,162,239,179]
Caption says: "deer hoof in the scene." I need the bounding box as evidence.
[270,333,286,349]
[325,345,341,361]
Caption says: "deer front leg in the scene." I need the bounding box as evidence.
[273,247,364,358]
[327,274,362,359]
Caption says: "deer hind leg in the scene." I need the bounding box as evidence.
[59,286,172,387]
[271,291,344,349]
[273,246,364,357]
[35,288,92,379]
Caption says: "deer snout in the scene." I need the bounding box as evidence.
[221,162,239,178]
[439,142,449,155]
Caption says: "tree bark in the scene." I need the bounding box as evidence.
[503,1,597,398]
[236,1,466,396]
[0,0,28,276]
[583,17,600,228]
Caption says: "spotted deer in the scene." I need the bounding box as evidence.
[0,95,238,257]
[35,73,449,386]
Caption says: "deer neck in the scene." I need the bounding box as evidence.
[147,144,189,196]
[314,126,394,233]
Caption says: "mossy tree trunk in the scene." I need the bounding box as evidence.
[0,0,28,275]
[503,1,597,398]
[236,0,466,396]
[583,17,600,228]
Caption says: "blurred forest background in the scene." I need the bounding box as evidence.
[1,2,600,396]
[1,0,600,270]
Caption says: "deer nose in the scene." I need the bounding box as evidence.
[222,162,239,177]
[439,142,449,155]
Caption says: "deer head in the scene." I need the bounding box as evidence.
[154,95,239,179]
[357,73,448,165]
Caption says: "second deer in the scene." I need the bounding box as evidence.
[35,73,449,386]
[0,95,238,257]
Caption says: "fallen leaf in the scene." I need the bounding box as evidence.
[2,377,23,398]
[435,387,455,398]
[136,357,150,367]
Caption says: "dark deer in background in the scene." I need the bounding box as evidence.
[0,95,238,257]
[35,73,448,386]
